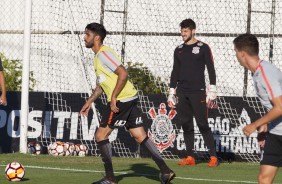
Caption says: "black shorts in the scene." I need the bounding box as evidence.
[260,133,282,167]
[100,99,144,129]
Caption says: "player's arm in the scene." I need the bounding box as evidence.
[99,50,126,113]
[243,95,282,136]
[0,71,7,106]
[87,85,103,103]
[204,45,216,85]
[204,45,217,106]
[170,49,180,89]
[167,49,180,108]
[80,85,103,116]
[111,65,128,113]
[0,59,7,106]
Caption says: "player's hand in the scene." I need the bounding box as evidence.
[80,102,91,117]
[167,88,177,108]
[0,96,7,106]
[110,97,119,113]
[206,85,217,102]
[257,125,267,149]
[206,85,217,109]
[242,123,257,137]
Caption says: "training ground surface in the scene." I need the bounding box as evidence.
[0,153,281,184]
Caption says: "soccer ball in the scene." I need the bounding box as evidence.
[48,141,65,156]
[27,141,41,155]
[63,142,75,156]
[74,144,88,157]
[5,162,25,181]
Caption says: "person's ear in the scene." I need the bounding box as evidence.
[94,35,101,42]
[241,50,247,59]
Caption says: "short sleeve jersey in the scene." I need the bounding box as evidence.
[94,45,137,102]
[252,60,282,135]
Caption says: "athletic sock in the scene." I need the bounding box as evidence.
[97,139,115,180]
[141,136,171,173]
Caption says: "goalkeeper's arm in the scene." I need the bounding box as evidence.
[204,44,217,107]
[167,50,180,108]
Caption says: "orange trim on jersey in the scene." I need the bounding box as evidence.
[107,111,114,124]
[255,60,263,70]
[258,65,274,99]
[102,51,119,67]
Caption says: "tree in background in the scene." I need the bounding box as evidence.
[0,53,36,91]
[126,62,167,95]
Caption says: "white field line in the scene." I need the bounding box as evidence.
[0,164,257,183]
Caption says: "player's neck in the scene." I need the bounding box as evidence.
[248,57,261,73]
[92,43,103,54]
[185,38,197,45]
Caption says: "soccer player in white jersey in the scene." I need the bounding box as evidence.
[80,22,175,184]
[233,33,282,184]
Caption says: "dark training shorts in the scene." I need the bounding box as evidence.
[260,133,282,167]
[100,98,144,129]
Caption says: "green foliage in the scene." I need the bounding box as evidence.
[126,62,167,94]
[0,53,36,91]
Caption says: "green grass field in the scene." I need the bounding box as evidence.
[0,153,281,184]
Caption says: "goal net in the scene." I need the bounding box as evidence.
[1,0,282,162]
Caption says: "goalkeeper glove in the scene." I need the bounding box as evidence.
[167,88,178,108]
[206,85,217,109]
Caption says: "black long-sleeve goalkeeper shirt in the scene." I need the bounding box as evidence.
[169,40,216,93]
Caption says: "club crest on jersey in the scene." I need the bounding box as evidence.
[192,46,200,54]
[148,103,176,153]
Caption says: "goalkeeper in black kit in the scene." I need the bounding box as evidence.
[168,18,218,167]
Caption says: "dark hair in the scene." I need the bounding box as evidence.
[85,22,107,42]
[233,33,259,56]
[180,19,196,30]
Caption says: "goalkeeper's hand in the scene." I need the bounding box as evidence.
[167,88,177,108]
[206,85,217,108]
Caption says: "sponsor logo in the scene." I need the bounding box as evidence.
[176,108,260,154]
[148,103,176,153]
[135,117,143,125]
[114,120,126,127]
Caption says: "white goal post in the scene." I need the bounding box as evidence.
[20,0,32,154]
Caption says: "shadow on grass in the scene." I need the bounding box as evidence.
[19,178,30,182]
[116,163,160,183]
